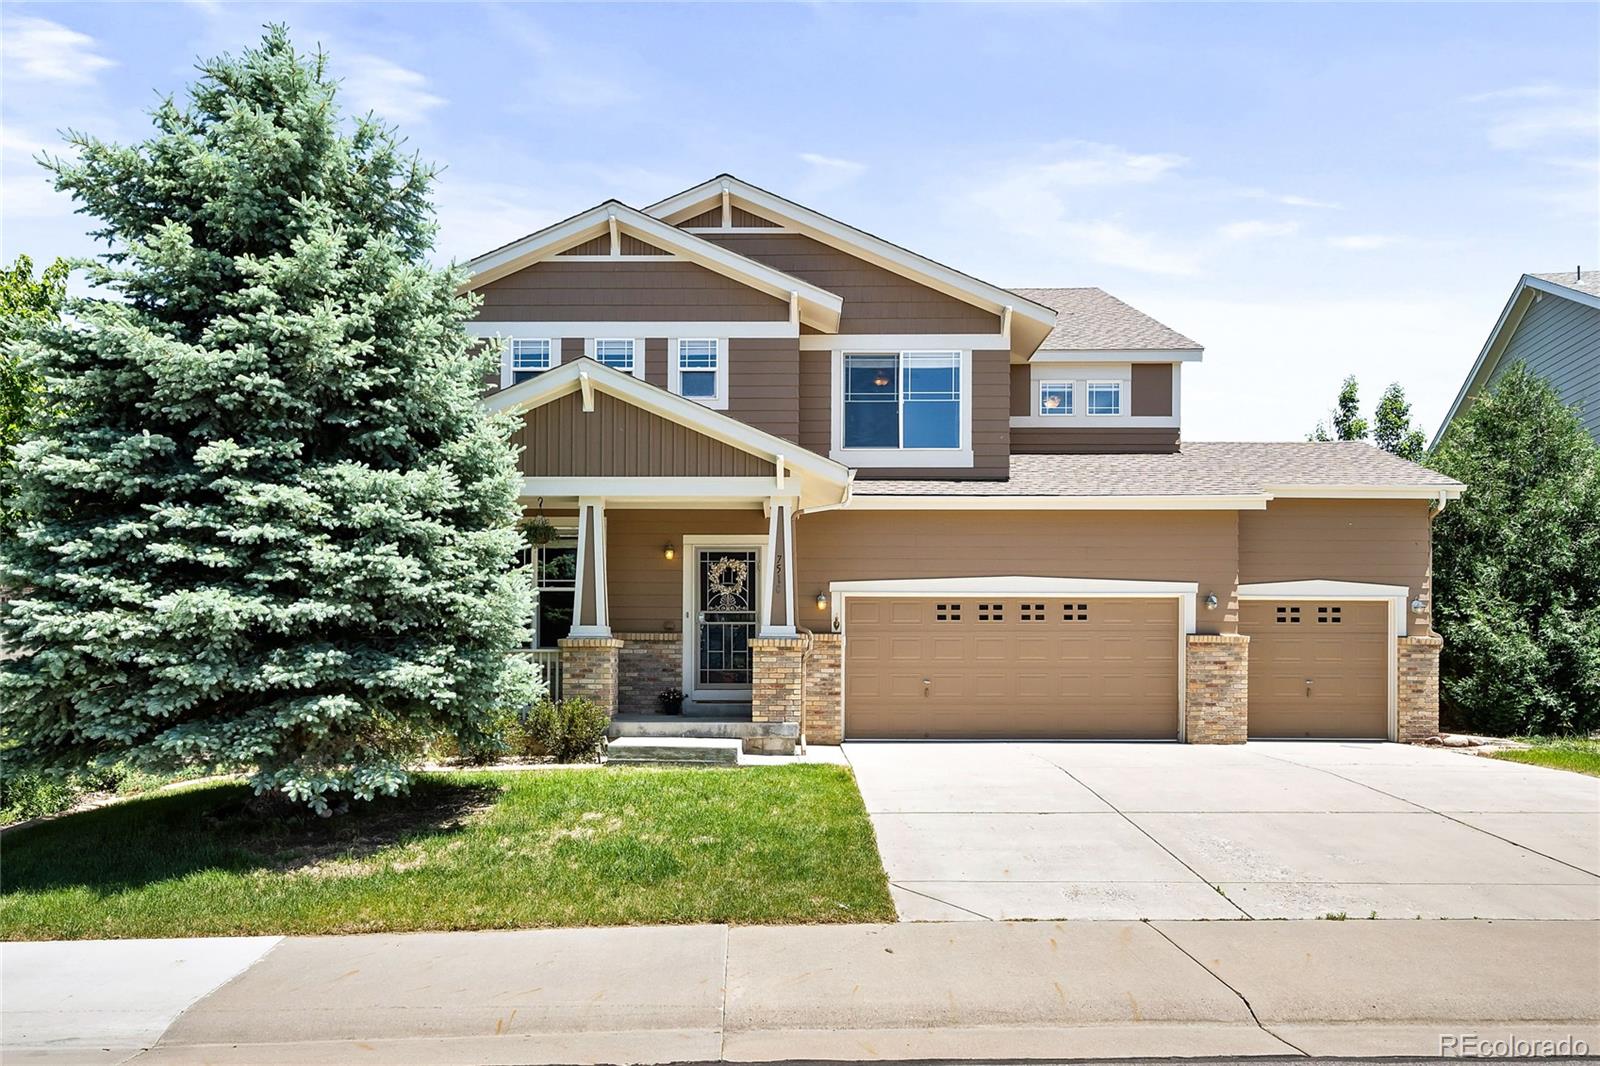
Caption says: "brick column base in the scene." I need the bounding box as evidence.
[750,637,804,755]
[558,637,623,718]
[615,633,683,715]
[1397,634,1443,742]
[803,634,843,745]
[1185,633,1249,744]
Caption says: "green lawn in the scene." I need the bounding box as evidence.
[0,765,895,940]
[1485,736,1600,778]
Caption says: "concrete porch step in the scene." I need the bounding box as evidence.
[605,736,743,766]
[609,716,799,741]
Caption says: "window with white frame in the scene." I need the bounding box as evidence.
[1038,380,1073,416]
[673,338,723,403]
[594,338,635,373]
[843,351,961,449]
[510,339,552,384]
[516,542,577,648]
[1087,380,1122,416]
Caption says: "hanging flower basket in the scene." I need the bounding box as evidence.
[522,515,556,547]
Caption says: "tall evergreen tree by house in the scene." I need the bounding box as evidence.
[0,28,538,812]
[1430,364,1600,735]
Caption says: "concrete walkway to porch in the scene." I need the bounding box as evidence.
[6,919,1597,1063]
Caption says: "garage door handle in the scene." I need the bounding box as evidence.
[1305,678,1313,697]
[923,678,931,697]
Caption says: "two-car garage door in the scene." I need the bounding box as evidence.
[843,597,1179,739]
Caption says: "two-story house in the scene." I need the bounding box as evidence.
[468,175,1462,752]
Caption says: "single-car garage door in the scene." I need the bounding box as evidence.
[844,597,1178,739]
[1240,601,1388,738]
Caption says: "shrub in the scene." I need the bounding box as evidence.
[526,697,609,763]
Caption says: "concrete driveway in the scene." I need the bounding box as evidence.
[843,740,1600,921]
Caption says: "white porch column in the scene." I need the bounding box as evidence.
[570,496,611,637]
[760,497,797,637]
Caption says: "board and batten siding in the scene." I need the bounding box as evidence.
[699,232,1002,335]
[794,509,1241,635]
[1491,291,1600,440]
[515,391,775,478]
[475,259,788,322]
[1238,499,1434,631]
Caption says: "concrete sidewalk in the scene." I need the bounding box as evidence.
[5,920,1598,1064]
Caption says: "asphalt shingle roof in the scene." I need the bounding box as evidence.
[851,442,1462,497]
[1531,271,1600,300]
[1009,287,1202,352]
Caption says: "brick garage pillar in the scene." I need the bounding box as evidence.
[751,637,805,726]
[558,637,623,717]
[615,633,683,715]
[1397,634,1443,742]
[1185,633,1249,744]
[802,634,843,745]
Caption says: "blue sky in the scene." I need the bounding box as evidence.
[3,2,1596,440]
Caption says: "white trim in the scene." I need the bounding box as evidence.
[1031,348,1204,364]
[681,226,797,235]
[846,494,1271,511]
[1238,580,1410,741]
[668,337,729,410]
[642,176,1056,354]
[1086,379,1123,417]
[468,320,797,340]
[484,358,851,496]
[522,476,789,500]
[1264,484,1464,500]
[461,199,844,332]
[569,498,610,638]
[830,349,973,469]
[800,333,1009,351]
[829,576,1198,743]
[554,255,679,263]
[760,499,798,637]
[682,534,766,699]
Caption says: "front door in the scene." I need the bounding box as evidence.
[693,548,760,694]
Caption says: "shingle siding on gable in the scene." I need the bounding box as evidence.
[1493,293,1600,439]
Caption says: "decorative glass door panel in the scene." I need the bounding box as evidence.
[697,549,758,688]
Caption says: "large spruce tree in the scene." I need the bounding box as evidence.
[0,28,537,812]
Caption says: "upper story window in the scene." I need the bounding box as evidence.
[1039,381,1073,416]
[510,339,552,384]
[672,338,727,408]
[594,338,635,373]
[1087,380,1122,416]
[843,352,961,449]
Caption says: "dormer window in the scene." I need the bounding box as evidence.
[510,339,552,383]
[594,338,635,373]
[1039,381,1073,416]
[843,352,961,449]
[1087,380,1123,416]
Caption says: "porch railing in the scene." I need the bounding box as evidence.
[516,648,562,702]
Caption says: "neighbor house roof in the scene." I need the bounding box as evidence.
[1010,287,1202,352]
[850,442,1462,502]
[1531,270,1600,300]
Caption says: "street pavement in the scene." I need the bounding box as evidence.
[4,919,1597,1064]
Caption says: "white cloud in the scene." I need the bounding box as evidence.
[800,152,866,177]
[1465,84,1599,151]
[996,141,1189,191]
[337,54,446,125]
[1,15,115,85]
[1218,219,1300,241]
[1328,234,1403,251]
[1062,220,1201,277]
[1463,83,1567,104]
[1277,194,1341,209]
[539,72,637,109]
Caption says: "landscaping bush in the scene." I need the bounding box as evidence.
[525,697,609,763]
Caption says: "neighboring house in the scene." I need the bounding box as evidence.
[1435,271,1600,445]
[466,175,1462,750]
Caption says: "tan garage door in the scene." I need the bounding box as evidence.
[1241,601,1388,738]
[844,597,1178,739]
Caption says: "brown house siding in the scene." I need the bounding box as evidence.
[606,509,768,631]
[730,206,779,227]
[516,391,775,478]
[795,509,1240,635]
[700,233,1001,334]
[559,236,609,256]
[799,353,830,453]
[644,339,668,389]
[729,338,801,443]
[677,206,722,228]
[1132,364,1174,417]
[1238,498,1435,630]
[1010,364,1031,417]
[1010,427,1181,454]
[476,260,788,322]
[853,349,1010,480]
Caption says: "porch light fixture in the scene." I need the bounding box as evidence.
[663,544,676,561]
[1411,597,1426,615]
[816,592,829,611]
[1204,592,1219,610]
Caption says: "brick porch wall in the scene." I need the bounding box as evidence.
[1185,633,1249,744]
[803,634,843,745]
[558,637,623,717]
[750,637,805,726]
[615,632,683,714]
[1397,634,1443,742]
